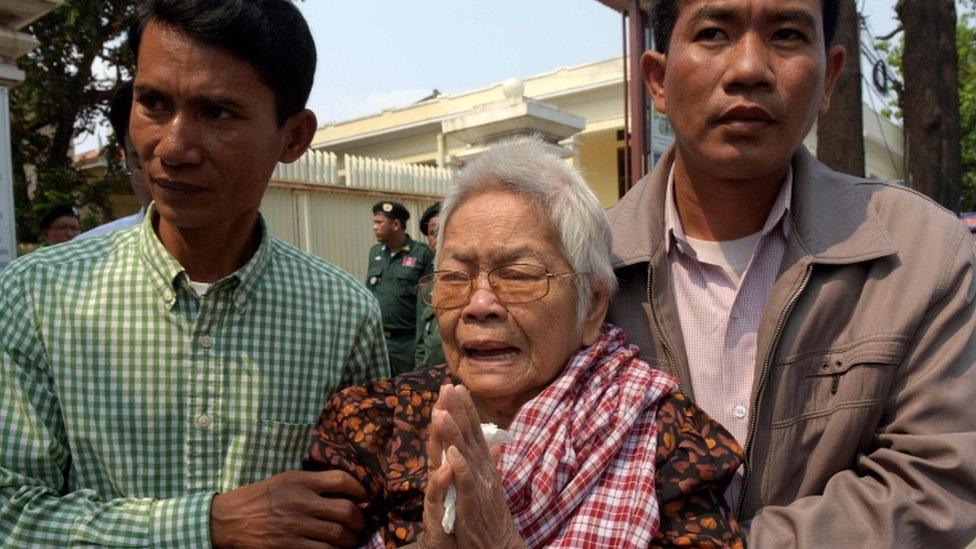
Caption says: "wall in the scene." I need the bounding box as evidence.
[336,131,441,165]
[260,184,438,281]
[577,130,621,207]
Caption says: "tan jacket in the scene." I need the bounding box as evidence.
[607,145,976,547]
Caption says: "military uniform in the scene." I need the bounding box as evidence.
[415,286,446,369]
[366,235,434,375]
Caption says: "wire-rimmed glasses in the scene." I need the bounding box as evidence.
[419,263,581,310]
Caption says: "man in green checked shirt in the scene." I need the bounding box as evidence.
[0,1,388,547]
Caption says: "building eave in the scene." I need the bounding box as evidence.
[0,0,62,30]
[312,57,624,150]
[594,0,652,14]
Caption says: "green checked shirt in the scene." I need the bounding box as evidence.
[0,208,389,547]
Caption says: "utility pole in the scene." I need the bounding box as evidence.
[597,0,651,192]
[896,0,962,211]
[817,0,865,177]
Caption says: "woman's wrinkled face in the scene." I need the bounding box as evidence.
[436,191,591,410]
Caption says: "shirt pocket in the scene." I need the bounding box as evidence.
[770,335,907,425]
[239,419,314,485]
[394,269,421,298]
[762,335,908,502]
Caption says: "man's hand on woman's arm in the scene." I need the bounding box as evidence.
[210,470,368,549]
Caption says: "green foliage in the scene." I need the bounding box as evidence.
[11,0,138,243]
[959,0,976,210]
[875,0,976,211]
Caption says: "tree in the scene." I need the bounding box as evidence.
[817,0,865,177]
[11,0,138,244]
[879,0,975,211]
[895,0,962,211]
[958,0,976,211]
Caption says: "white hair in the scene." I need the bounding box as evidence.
[438,135,617,327]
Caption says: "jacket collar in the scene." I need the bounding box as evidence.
[609,144,898,268]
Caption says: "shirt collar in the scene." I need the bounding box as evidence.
[664,164,793,255]
[137,203,273,312]
[386,234,415,257]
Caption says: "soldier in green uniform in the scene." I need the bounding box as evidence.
[366,201,434,375]
[415,202,445,369]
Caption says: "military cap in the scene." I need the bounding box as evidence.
[372,201,410,223]
[419,202,441,236]
[40,204,80,230]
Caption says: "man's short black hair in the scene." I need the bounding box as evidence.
[130,0,316,123]
[419,202,441,236]
[40,204,79,230]
[109,81,133,143]
[650,0,843,53]
[373,201,410,224]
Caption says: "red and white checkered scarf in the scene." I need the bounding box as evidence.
[497,323,679,548]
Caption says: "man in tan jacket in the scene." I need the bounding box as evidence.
[607,0,976,545]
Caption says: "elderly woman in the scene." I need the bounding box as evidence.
[305,137,744,548]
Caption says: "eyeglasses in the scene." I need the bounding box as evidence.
[419,263,581,309]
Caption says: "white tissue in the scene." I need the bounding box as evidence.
[441,422,513,534]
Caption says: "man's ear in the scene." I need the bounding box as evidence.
[819,45,847,116]
[278,108,317,164]
[641,49,668,115]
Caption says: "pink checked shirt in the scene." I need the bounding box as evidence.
[665,167,793,513]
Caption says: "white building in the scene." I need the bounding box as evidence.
[0,0,62,268]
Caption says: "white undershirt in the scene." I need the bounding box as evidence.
[684,232,763,286]
[188,281,212,297]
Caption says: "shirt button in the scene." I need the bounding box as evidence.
[234,294,246,306]
[163,290,175,302]
[733,404,748,419]
[730,308,740,319]
[196,414,212,429]
[199,335,214,348]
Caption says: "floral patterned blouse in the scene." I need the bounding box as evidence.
[304,366,745,548]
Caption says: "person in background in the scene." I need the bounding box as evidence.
[367,200,434,375]
[606,0,976,545]
[77,80,152,240]
[0,1,388,547]
[419,201,440,251]
[38,204,81,245]
[416,202,445,369]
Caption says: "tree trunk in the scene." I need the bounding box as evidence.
[817,0,865,177]
[896,0,962,211]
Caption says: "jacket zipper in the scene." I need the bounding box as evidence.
[736,263,813,519]
[645,262,687,394]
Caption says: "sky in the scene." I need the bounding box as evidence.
[76,0,902,152]
[297,0,901,126]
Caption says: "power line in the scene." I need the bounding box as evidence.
[854,6,903,181]
[858,5,962,197]
[859,73,903,180]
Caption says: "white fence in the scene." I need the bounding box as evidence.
[271,149,453,196]
[262,150,451,280]
[345,155,452,195]
[271,149,340,186]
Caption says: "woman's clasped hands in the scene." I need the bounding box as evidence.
[418,383,524,549]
